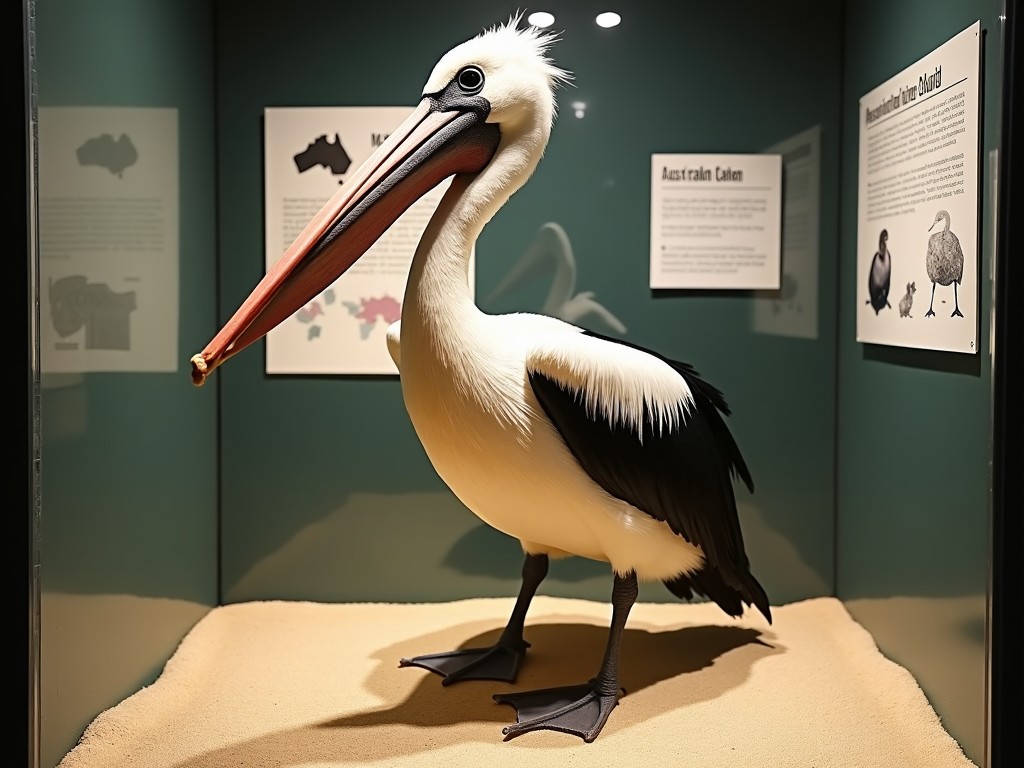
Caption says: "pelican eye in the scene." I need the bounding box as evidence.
[456,65,485,94]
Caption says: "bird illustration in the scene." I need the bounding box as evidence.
[190,16,770,744]
[924,210,964,317]
[898,281,916,318]
[487,221,627,334]
[865,229,892,314]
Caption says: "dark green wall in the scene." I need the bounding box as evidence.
[34,2,219,765]
[213,0,843,609]
[836,1,1002,764]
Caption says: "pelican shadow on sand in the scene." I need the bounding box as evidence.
[166,621,778,767]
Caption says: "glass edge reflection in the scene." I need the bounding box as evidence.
[24,0,41,766]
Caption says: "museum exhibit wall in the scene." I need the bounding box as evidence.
[33,2,220,766]
[213,0,843,608]
[835,0,1002,763]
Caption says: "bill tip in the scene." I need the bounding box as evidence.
[190,354,209,387]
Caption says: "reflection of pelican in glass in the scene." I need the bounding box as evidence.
[487,222,627,334]
[925,210,964,318]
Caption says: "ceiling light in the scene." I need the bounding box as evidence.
[528,11,555,28]
[595,12,621,28]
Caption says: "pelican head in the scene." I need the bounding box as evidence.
[190,16,570,385]
[427,20,567,136]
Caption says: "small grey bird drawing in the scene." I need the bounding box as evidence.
[925,210,964,317]
[898,281,916,318]
[866,229,892,314]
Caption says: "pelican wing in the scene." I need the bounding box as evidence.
[526,329,756,592]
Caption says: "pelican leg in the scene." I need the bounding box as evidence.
[925,282,938,317]
[399,553,549,684]
[494,570,638,743]
[951,283,963,317]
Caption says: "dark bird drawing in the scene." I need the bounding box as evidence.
[866,228,892,314]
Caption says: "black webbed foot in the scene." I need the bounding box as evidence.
[400,553,550,685]
[493,679,623,742]
[399,640,528,685]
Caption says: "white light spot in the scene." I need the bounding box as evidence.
[528,11,556,28]
[595,12,621,28]
[572,100,587,119]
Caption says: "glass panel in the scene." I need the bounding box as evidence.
[34,2,219,765]
[836,1,1003,762]
[29,1,1003,766]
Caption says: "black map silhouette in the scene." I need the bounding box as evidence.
[294,133,352,178]
[76,133,138,178]
[50,275,137,351]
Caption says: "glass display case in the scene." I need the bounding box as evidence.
[23,1,1021,766]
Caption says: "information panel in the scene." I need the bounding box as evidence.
[650,153,782,290]
[856,22,981,353]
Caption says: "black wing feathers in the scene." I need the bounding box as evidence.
[528,330,770,623]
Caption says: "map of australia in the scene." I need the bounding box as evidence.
[293,133,352,179]
[76,133,138,177]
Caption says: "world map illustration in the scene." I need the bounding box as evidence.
[295,289,401,341]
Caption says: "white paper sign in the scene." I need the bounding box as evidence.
[856,22,981,353]
[650,153,782,290]
[38,107,179,373]
[263,106,471,375]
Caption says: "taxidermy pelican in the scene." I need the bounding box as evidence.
[865,228,892,315]
[925,210,964,317]
[191,17,770,743]
[487,221,627,334]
